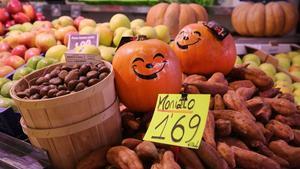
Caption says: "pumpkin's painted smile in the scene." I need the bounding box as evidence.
[132,53,167,80]
[176,31,201,50]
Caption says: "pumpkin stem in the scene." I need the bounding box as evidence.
[137,35,147,41]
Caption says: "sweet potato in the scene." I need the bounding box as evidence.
[215,119,232,137]
[178,148,205,169]
[151,151,181,169]
[263,98,297,116]
[277,93,295,102]
[213,110,266,143]
[122,138,142,149]
[256,122,273,143]
[229,66,274,90]
[135,141,159,161]
[229,80,255,90]
[217,142,236,168]
[259,88,280,98]
[269,140,300,168]
[183,85,200,94]
[106,146,144,169]
[292,129,300,146]
[247,98,272,123]
[76,146,110,169]
[275,114,300,128]
[203,111,216,148]
[257,143,289,168]
[232,146,280,169]
[223,90,256,120]
[266,120,294,141]
[236,86,256,101]
[208,72,228,86]
[214,94,225,110]
[194,141,229,169]
[218,137,249,150]
[122,113,140,131]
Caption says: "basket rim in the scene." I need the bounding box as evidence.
[10,61,114,103]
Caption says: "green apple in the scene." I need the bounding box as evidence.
[79,26,95,35]
[235,56,242,66]
[75,45,100,56]
[292,56,300,66]
[13,67,34,80]
[294,88,300,96]
[290,71,300,78]
[78,19,96,31]
[275,80,294,93]
[36,58,57,70]
[294,96,300,105]
[45,45,68,61]
[0,78,10,90]
[0,81,15,98]
[27,56,43,70]
[52,19,60,29]
[130,19,145,34]
[61,54,65,63]
[21,23,33,32]
[109,13,130,31]
[275,53,289,60]
[95,25,113,46]
[58,16,74,27]
[275,72,292,83]
[113,27,130,47]
[288,51,300,59]
[137,26,157,39]
[259,63,276,76]
[242,54,261,65]
[0,98,14,108]
[293,82,300,90]
[277,57,291,70]
[154,25,170,43]
[99,45,116,62]
[8,24,22,31]
[244,60,259,68]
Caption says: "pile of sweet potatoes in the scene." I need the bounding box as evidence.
[77,65,300,169]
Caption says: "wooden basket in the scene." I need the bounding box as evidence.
[10,62,122,169]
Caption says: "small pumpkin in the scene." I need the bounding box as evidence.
[172,21,236,75]
[113,39,182,113]
[146,3,208,39]
[231,1,298,37]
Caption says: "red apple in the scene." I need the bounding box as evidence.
[0,22,5,36]
[6,0,22,14]
[0,65,14,77]
[0,43,10,52]
[35,33,57,52]
[36,12,45,21]
[0,51,11,60]
[11,45,27,58]
[13,12,30,24]
[24,47,41,61]
[74,16,84,29]
[22,4,36,21]
[3,55,25,69]
[5,20,15,28]
[0,8,10,23]
[18,32,35,47]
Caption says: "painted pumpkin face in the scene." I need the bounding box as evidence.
[113,39,182,113]
[172,22,236,75]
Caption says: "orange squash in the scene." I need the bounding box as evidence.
[232,1,298,37]
[172,22,236,75]
[113,39,182,113]
[146,3,208,39]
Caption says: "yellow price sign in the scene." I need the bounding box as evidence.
[143,94,210,149]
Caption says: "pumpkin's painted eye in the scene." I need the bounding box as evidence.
[132,57,144,64]
[194,31,201,36]
[153,53,165,59]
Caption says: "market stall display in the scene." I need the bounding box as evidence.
[0,0,300,168]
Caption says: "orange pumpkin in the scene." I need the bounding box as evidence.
[113,39,182,113]
[172,22,236,75]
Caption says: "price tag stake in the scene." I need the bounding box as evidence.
[144,94,210,149]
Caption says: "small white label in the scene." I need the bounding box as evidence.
[65,52,101,66]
